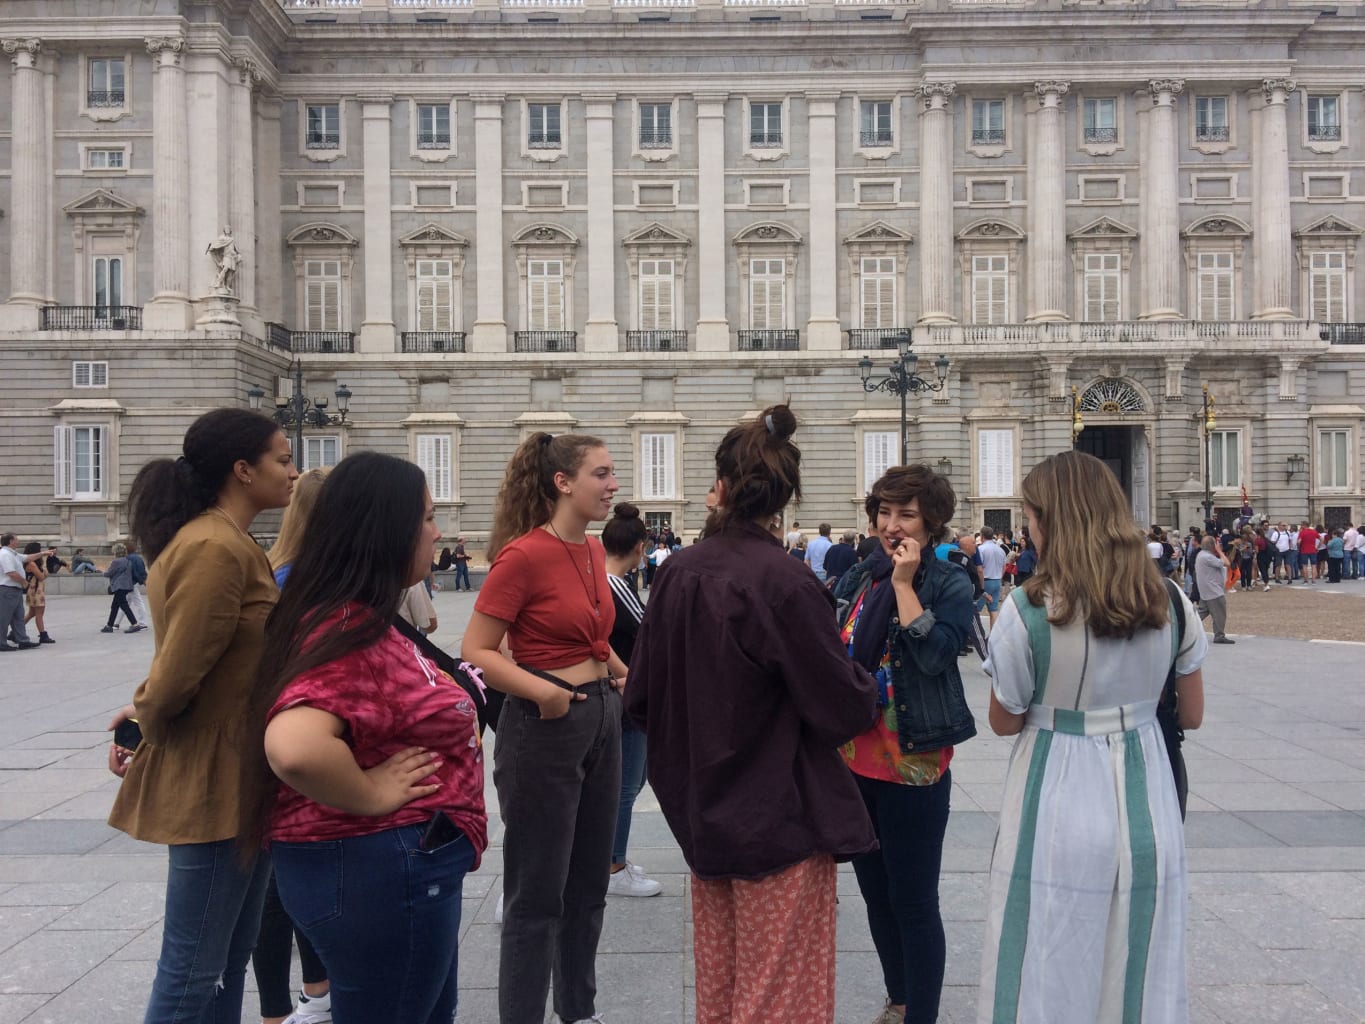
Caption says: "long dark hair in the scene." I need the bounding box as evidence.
[487,431,606,560]
[241,451,429,852]
[709,404,801,533]
[129,408,281,563]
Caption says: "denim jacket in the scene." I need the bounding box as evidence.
[834,546,978,754]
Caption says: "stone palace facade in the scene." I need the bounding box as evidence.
[2,0,1364,545]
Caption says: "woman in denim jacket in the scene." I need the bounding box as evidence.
[833,464,977,1024]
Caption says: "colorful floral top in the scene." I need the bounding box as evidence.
[839,586,953,787]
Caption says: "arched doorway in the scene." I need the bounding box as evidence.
[1075,378,1153,525]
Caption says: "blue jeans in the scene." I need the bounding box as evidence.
[454,562,471,590]
[1286,550,1300,579]
[273,823,474,1024]
[143,841,271,1024]
[612,723,648,865]
[850,770,951,1024]
[1354,550,1365,578]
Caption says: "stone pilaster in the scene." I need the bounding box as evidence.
[186,49,230,311]
[229,56,260,321]
[583,94,618,352]
[918,81,956,325]
[255,96,283,324]
[1139,79,1184,320]
[470,93,507,352]
[358,95,394,352]
[1253,79,1296,319]
[1027,81,1070,322]
[806,93,841,349]
[2,39,47,323]
[141,37,192,329]
[695,93,730,351]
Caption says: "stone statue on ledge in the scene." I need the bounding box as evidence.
[206,226,242,296]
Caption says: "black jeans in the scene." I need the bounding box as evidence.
[107,588,136,628]
[494,684,622,1024]
[1238,558,1254,589]
[851,769,952,1024]
[252,871,328,1019]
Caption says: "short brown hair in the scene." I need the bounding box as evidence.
[863,464,956,545]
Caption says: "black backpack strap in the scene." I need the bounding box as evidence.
[1159,577,1185,709]
[391,615,494,736]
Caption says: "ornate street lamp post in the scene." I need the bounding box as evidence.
[858,335,950,466]
[1201,384,1217,529]
[247,360,353,465]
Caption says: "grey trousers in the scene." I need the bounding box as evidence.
[0,585,29,644]
[494,685,622,1024]
[1197,594,1228,639]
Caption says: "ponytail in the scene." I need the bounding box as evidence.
[487,431,606,560]
[710,404,801,533]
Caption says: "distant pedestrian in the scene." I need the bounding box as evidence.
[1195,535,1235,644]
[22,542,54,644]
[1325,529,1345,583]
[101,543,143,634]
[71,548,99,574]
[823,530,858,587]
[805,522,834,581]
[1298,520,1320,583]
[2,533,50,651]
[452,535,472,591]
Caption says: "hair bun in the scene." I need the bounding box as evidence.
[762,405,797,444]
[613,502,641,521]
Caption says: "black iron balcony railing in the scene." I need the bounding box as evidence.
[1195,124,1230,142]
[265,322,292,352]
[514,330,578,353]
[848,328,910,350]
[87,89,125,108]
[1084,127,1118,144]
[1323,324,1365,345]
[626,330,688,352]
[971,128,1006,145]
[639,128,673,149]
[306,131,341,149]
[401,331,466,353]
[860,129,894,147]
[267,328,355,353]
[738,329,799,351]
[40,305,142,331]
[750,129,784,148]
[1308,124,1341,142]
[528,133,562,149]
[417,130,451,149]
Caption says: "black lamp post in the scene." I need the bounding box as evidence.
[1201,384,1217,529]
[247,360,352,465]
[858,336,950,466]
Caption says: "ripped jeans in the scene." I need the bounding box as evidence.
[272,822,475,1024]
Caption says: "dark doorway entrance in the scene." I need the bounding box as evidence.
[1075,426,1133,498]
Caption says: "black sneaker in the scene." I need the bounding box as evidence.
[100,625,115,633]
[1213,636,1236,645]
[38,633,55,644]
[16,641,39,650]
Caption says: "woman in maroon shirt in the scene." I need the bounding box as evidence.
[461,432,629,1024]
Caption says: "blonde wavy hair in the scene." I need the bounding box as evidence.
[1020,450,1168,639]
[268,467,331,572]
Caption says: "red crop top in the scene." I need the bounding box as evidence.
[475,528,617,669]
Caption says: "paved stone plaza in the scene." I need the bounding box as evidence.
[1,589,1364,1024]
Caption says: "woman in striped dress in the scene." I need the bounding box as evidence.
[978,451,1208,1024]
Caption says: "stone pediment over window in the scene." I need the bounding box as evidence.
[844,221,913,245]
[512,223,579,248]
[1182,214,1251,239]
[399,223,469,248]
[733,221,802,246]
[64,189,143,220]
[623,222,692,248]
[286,222,359,247]
[1294,215,1362,242]
[957,218,1024,241]
[1068,216,1137,241]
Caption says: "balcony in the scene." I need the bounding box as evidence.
[848,328,910,350]
[1322,324,1365,345]
[639,128,673,149]
[265,324,356,353]
[1084,127,1118,144]
[1308,124,1341,142]
[40,306,142,331]
[514,330,578,352]
[1195,125,1230,142]
[626,330,688,352]
[738,329,799,351]
[528,133,563,149]
[86,90,124,108]
[417,130,451,149]
[401,331,466,353]
[306,131,341,150]
[859,129,893,147]
[971,128,1006,145]
[749,130,784,148]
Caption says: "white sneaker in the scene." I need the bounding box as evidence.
[565,1016,606,1024]
[606,862,662,898]
[494,891,504,924]
[283,990,331,1024]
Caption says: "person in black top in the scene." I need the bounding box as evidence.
[856,532,881,562]
[823,530,858,586]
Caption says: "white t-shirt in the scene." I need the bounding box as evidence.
[397,582,436,632]
[978,540,1007,580]
[1272,529,1292,553]
[0,546,25,590]
[1146,540,1164,559]
[1344,528,1360,553]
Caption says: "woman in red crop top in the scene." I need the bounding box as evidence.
[249,452,487,1024]
[462,432,628,1024]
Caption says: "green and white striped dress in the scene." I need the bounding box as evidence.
[978,586,1207,1024]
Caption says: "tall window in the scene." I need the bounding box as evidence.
[306,104,341,149]
[88,58,125,107]
[639,103,672,149]
[54,424,106,500]
[749,258,786,330]
[1308,94,1341,142]
[528,103,561,148]
[415,434,453,502]
[93,256,123,312]
[1318,429,1349,490]
[1196,252,1234,320]
[971,255,1008,324]
[640,433,677,500]
[417,104,450,149]
[971,100,1005,145]
[1083,98,1117,144]
[416,259,455,332]
[638,259,675,330]
[303,435,341,472]
[1310,251,1347,323]
[1083,253,1121,322]
[1209,429,1240,489]
[305,260,343,331]
[860,100,893,147]
[750,103,783,148]
[1195,96,1229,142]
[864,431,896,494]
[528,259,565,330]
[861,257,897,329]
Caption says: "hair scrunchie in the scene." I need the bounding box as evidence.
[764,413,776,434]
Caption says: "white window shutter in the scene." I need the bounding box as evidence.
[660,434,676,498]
[864,431,894,493]
[54,426,73,499]
[92,362,108,387]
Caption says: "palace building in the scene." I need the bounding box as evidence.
[1,0,1363,544]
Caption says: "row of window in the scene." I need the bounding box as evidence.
[1209,428,1353,491]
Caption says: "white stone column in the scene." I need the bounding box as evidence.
[806,93,841,349]
[1253,78,1296,319]
[256,96,284,324]
[695,93,730,351]
[583,94,618,352]
[229,57,259,319]
[1,39,47,325]
[917,81,956,324]
[1139,79,1184,320]
[141,37,191,329]
[470,93,507,353]
[358,95,394,352]
[1027,81,1070,322]
[186,50,231,313]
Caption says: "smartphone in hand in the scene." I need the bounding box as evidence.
[113,718,143,751]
